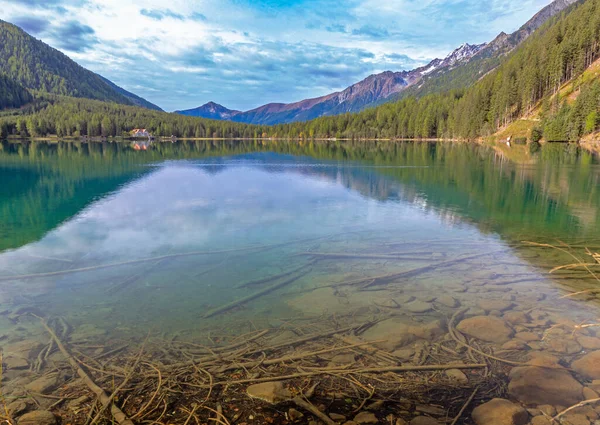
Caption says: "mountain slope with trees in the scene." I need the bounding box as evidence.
[1,0,598,146]
[0,20,161,110]
[0,74,31,110]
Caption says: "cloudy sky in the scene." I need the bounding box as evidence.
[2,0,551,111]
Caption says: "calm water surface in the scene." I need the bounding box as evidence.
[0,139,599,359]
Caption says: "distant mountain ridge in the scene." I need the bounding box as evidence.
[0,20,162,111]
[391,0,581,102]
[177,0,579,125]
[174,101,241,120]
[177,43,487,125]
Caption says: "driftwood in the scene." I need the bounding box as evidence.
[207,363,488,387]
[212,340,384,373]
[35,315,135,425]
[202,269,311,318]
[236,260,316,289]
[296,252,432,261]
[0,234,333,282]
[346,249,508,289]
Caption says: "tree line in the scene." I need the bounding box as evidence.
[1,0,599,142]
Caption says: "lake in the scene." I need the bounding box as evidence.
[1,139,599,424]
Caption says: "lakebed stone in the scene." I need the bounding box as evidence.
[445,368,468,383]
[502,339,528,350]
[478,300,513,312]
[246,381,291,403]
[508,365,583,406]
[514,332,540,342]
[405,301,433,313]
[531,417,552,425]
[25,373,61,394]
[504,311,528,325]
[361,318,445,351]
[472,398,528,425]
[353,411,378,424]
[544,338,582,354]
[5,340,43,360]
[436,295,459,308]
[17,410,56,425]
[577,336,600,350]
[409,417,440,425]
[456,316,513,343]
[4,356,28,370]
[572,351,600,380]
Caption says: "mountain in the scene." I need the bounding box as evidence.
[178,0,579,126]
[0,74,31,110]
[175,102,240,120]
[0,20,161,111]
[177,43,486,125]
[394,0,581,101]
[270,0,600,143]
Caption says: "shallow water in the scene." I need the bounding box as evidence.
[1,139,600,421]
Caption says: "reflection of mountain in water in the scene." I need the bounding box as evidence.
[0,139,598,252]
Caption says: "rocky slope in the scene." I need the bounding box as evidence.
[174,101,240,120]
[178,0,579,125]
[397,0,581,100]
[177,43,486,125]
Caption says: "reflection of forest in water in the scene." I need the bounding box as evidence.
[0,139,598,253]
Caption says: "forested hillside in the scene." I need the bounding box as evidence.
[0,20,161,110]
[270,0,600,141]
[1,0,598,143]
[0,96,266,139]
[0,74,31,110]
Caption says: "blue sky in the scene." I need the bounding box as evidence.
[1,0,551,111]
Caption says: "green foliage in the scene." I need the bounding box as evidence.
[531,127,543,142]
[0,95,266,138]
[585,111,598,133]
[513,137,527,145]
[0,74,31,109]
[3,0,600,141]
[0,20,158,109]
[529,141,541,154]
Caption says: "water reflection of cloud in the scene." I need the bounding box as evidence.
[0,163,368,269]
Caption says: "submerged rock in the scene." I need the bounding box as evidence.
[471,398,528,425]
[436,295,459,308]
[288,408,304,421]
[504,311,529,325]
[576,336,600,350]
[456,316,513,343]
[544,337,582,354]
[560,413,591,425]
[17,410,56,425]
[330,353,356,365]
[4,356,29,370]
[508,364,583,406]
[530,417,552,425]
[445,368,468,383]
[405,301,432,313]
[5,340,43,360]
[572,351,600,380]
[25,373,61,394]
[409,417,440,425]
[353,411,378,424]
[477,300,513,312]
[502,339,528,350]
[361,318,445,351]
[514,332,540,342]
[246,381,291,404]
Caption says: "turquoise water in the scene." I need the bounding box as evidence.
[0,139,598,346]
